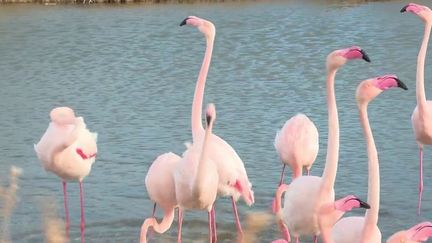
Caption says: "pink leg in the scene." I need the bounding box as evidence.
[307,168,311,176]
[296,236,299,243]
[231,197,243,234]
[313,235,318,243]
[149,203,156,239]
[208,211,213,243]
[79,182,85,243]
[62,181,70,240]
[278,220,290,242]
[418,146,424,216]
[177,208,183,243]
[211,205,217,243]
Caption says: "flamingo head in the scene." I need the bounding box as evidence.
[180,16,215,39]
[205,103,216,127]
[401,3,432,24]
[326,46,370,70]
[387,222,432,243]
[356,74,407,104]
[50,107,76,125]
[334,195,370,212]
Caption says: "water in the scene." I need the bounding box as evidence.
[0,0,431,242]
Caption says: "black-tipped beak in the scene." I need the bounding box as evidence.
[395,78,408,90]
[356,199,371,209]
[206,114,211,126]
[180,17,189,26]
[360,49,371,63]
[401,5,408,13]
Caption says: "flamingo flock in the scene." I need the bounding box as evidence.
[31,2,432,243]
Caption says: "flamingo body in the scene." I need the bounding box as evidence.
[35,116,97,181]
[332,217,381,243]
[275,113,319,178]
[281,176,334,237]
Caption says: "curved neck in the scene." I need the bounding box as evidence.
[320,68,339,196]
[358,102,380,235]
[319,203,345,243]
[275,184,288,215]
[191,36,214,141]
[140,209,175,243]
[417,23,432,111]
[194,120,213,194]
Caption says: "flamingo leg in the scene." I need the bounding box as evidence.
[418,146,424,216]
[208,211,213,243]
[62,181,70,240]
[278,164,286,186]
[313,235,318,243]
[296,236,299,243]
[79,181,85,243]
[210,204,217,243]
[278,219,290,242]
[149,203,156,239]
[307,168,311,176]
[231,196,243,234]
[177,208,183,243]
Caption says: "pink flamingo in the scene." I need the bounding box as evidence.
[273,46,370,243]
[140,152,181,243]
[182,15,254,235]
[34,107,97,243]
[401,2,432,215]
[387,222,432,243]
[272,114,319,212]
[274,114,319,182]
[330,75,408,243]
[174,103,219,243]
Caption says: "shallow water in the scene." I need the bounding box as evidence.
[0,0,432,242]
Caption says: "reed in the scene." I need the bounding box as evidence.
[0,166,22,243]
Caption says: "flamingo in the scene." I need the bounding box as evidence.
[34,107,97,243]
[401,2,432,215]
[274,114,319,182]
[140,152,181,243]
[274,46,370,243]
[272,114,319,212]
[174,103,219,243]
[330,75,408,243]
[387,222,432,243]
[181,15,254,235]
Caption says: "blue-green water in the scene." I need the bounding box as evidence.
[0,1,431,242]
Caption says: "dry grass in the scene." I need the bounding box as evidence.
[236,211,274,243]
[41,199,67,243]
[0,166,22,243]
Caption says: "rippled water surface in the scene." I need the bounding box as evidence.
[1,1,432,242]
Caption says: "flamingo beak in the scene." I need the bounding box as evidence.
[395,78,408,90]
[360,49,371,62]
[180,17,189,26]
[206,114,211,126]
[400,5,408,13]
[355,198,371,209]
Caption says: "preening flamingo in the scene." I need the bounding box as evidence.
[274,46,370,243]
[34,107,97,243]
[174,103,219,243]
[274,114,319,182]
[401,2,432,215]
[331,75,407,243]
[140,152,181,243]
[181,15,254,235]
[387,221,432,243]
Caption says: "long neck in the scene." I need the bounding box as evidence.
[319,204,346,243]
[194,121,213,194]
[358,103,380,235]
[191,36,214,141]
[416,23,432,111]
[275,184,288,215]
[140,208,175,243]
[320,68,339,196]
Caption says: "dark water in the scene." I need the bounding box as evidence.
[0,0,431,242]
